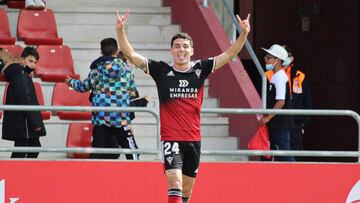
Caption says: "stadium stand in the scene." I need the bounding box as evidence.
[17,9,63,45]
[3,82,51,120]
[51,82,91,120]
[66,122,93,158]
[6,0,25,9]
[35,45,80,82]
[0,8,16,45]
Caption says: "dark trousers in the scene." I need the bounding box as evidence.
[290,128,304,161]
[269,129,295,162]
[11,138,41,158]
[89,125,139,160]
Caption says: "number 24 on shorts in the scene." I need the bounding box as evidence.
[163,142,180,155]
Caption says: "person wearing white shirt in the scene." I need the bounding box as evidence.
[260,44,295,161]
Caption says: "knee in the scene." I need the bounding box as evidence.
[166,170,182,189]
[169,178,182,189]
[182,185,193,197]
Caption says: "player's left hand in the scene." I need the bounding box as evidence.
[237,14,250,33]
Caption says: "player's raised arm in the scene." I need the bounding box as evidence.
[214,14,251,70]
[115,10,147,72]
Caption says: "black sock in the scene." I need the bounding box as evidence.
[182,197,190,203]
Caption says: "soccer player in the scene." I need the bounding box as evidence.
[115,10,250,203]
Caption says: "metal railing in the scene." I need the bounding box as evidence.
[0,105,359,161]
[202,0,267,109]
[0,105,162,158]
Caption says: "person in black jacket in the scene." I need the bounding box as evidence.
[283,45,312,161]
[1,47,46,158]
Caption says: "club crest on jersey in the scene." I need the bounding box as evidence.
[167,70,175,77]
[166,156,174,165]
[179,80,189,87]
[195,69,202,79]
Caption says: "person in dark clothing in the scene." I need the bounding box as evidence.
[283,45,312,161]
[129,90,150,120]
[0,47,46,158]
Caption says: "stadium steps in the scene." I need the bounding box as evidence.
[0,0,245,161]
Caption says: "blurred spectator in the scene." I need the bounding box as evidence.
[0,47,46,158]
[25,0,45,9]
[0,0,7,5]
[283,45,312,161]
[65,38,140,160]
[260,44,295,162]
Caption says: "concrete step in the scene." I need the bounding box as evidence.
[46,0,163,8]
[66,41,171,50]
[0,117,230,147]
[37,41,173,78]
[58,24,180,43]
[71,47,171,60]
[74,59,177,79]
[0,135,239,161]
[36,117,229,136]
[134,136,237,150]
[52,7,172,25]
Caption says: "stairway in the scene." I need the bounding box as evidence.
[0,0,240,161]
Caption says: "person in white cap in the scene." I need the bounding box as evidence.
[260,44,295,161]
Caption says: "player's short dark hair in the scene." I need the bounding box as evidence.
[21,46,39,61]
[171,32,193,48]
[101,38,118,56]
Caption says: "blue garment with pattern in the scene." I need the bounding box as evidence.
[69,57,136,127]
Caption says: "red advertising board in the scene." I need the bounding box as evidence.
[0,161,360,202]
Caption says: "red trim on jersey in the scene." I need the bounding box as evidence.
[160,86,205,141]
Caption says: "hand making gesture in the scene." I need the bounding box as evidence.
[237,14,251,33]
[116,10,129,32]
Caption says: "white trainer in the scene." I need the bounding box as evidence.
[25,0,36,9]
[35,0,45,9]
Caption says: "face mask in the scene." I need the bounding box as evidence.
[23,66,34,74]
[282,57,293,67]
[265,64,274,70]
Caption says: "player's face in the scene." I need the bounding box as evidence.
[170,38,194,69]
[23,55,38,69]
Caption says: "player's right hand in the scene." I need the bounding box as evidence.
[116,10,129,31]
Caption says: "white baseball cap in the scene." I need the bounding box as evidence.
[261,44,288,61]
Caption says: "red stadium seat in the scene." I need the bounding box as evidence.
[66,123,93,158]
[3,82,51,120]
[0,9,16,45]
[0,44,24,56]
[52,82,92,120]
[7,0,25,9]
[17,9,63,45]
[35,45,80,82]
